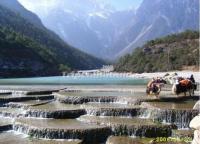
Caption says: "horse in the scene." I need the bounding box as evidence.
[172,79,196,96]
[146,79,167,98]
[162,73,178,84]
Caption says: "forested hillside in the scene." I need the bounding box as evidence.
[0,3,105,78]
[115,30,199,73]
[0,27,60,77]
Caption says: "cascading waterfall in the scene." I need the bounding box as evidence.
[85,108,141,117]
[138,108,152,119]
[112,125,172,138]
[139,108,199,129]
[25,109,86,119]
[155,109,199,129]
[0,108,27,118]
[13,121,111,143]
[12,91,27,97]
[57,94,119,104]
[0,86,199,144]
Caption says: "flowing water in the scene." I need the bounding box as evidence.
[0,76,199,143]
[0,131,82,144]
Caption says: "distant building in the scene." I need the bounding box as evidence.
[101,65,114,73]
[77,69,100,75]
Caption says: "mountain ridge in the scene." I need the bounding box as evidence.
[114,0,199,58]
[18,0,136,59]
[114,30,199,73]
[0,0,105,78]
[18,0,199,60]
[0,0,44,28]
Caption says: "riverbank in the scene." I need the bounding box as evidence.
[131,71,200,83]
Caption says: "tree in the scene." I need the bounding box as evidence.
[59,64,71,73]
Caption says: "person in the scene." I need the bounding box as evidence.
[147,78,155,88]
[178,77,184,82]
[189,74,197,90]
[147,78,155,95]
[189,74,195,83]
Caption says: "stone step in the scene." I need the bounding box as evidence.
[5,99,54,108]
[26,101,86,119]
[141,96,200,103]
[81,102,144,117]
[172,129,194,139]
[106,136,145,144]
[78,115,176,137]
[140,101,199,129]
[56,94,119,104]
[0,92,12,95]
[0,95,54,104]
[0,94,12,98]
[141,101,197,110]
[0,107,25,118]
[0,131,83,144]
[106,136,188,144]
[56,91,200,105]
[0,90,55,96]
[0,86,67,96]
[0,117,13,132]
[55,90,153,105]
[13,118,111,143]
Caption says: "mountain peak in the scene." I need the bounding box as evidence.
[0,0,105,77]
[18,0,199,60]
[0,0,44,28]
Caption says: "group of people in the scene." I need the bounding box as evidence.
[146,74,197,97]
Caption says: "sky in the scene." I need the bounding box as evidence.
[18,0,143,11]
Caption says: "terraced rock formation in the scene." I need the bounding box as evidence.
[0,85,199,144]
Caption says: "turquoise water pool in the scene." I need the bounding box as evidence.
[0,75,148,85]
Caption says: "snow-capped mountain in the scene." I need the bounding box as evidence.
[18,0,135,59]
[114,0,199,58]
[19,0,199,60]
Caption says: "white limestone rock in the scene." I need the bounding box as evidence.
[190,114,200,130]
[192,130,200,144]
[193,101,200,110]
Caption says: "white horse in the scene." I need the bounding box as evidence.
[162,73,178,85]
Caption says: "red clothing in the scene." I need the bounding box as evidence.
[179,79,190,87]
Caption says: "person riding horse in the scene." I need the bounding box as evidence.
[146,77,167,97]
[173,75,196,96]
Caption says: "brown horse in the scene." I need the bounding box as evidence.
[146,79,167,98]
